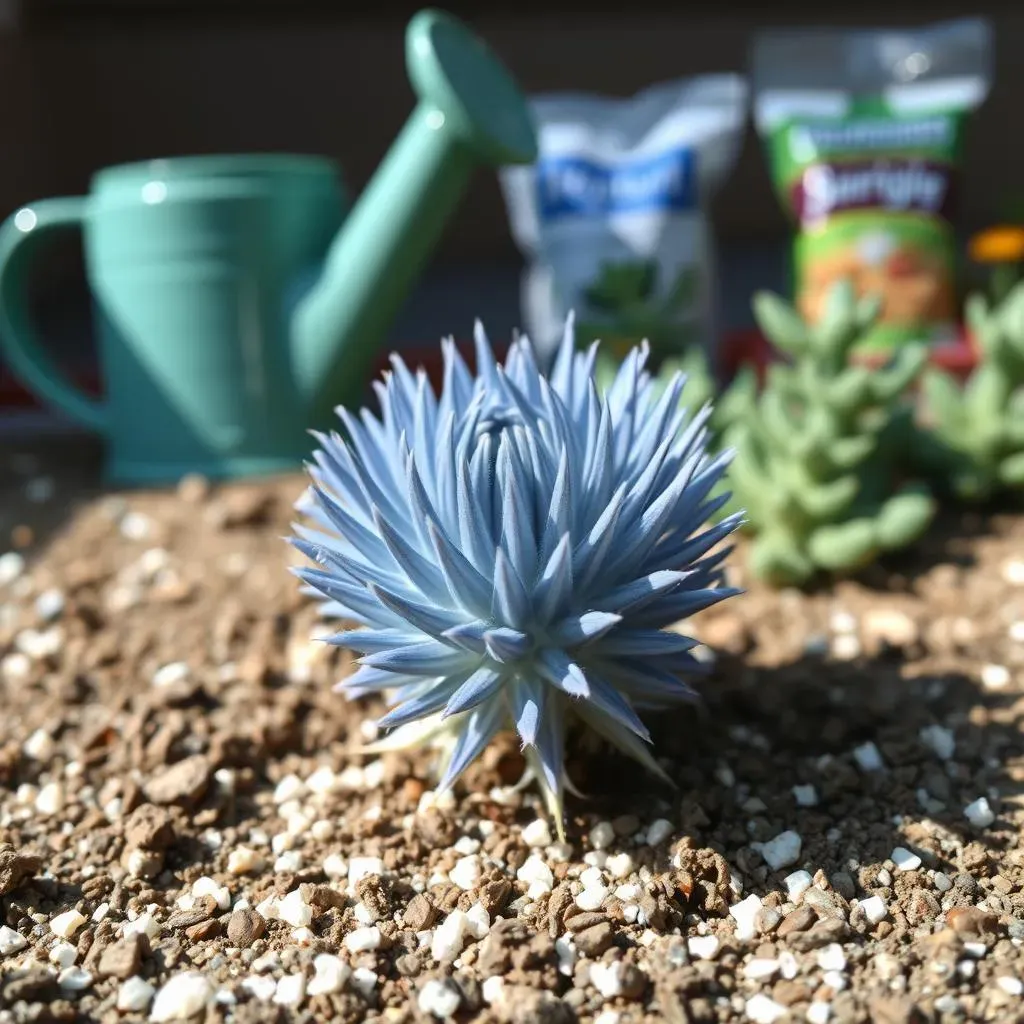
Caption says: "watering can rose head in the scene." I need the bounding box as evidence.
[290,317,742,829]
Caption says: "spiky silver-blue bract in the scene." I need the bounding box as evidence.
[292,317,741,827]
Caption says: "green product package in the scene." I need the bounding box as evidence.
[752,18,993,353]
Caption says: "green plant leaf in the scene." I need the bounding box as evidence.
[749,533,815,586]
[752,291,809,356]
[998,451,1024,487]
[806,519,879,573]
[793,473,859,521]
[875,489,935,551]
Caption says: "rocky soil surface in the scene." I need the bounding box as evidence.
[0,436,1022,1024]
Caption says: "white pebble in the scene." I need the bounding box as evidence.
[119,511,152,540]
[50,942,78,967]
[432,910,468,961]
[853,742,884,772]
[273,774,306,803]
[730,894,764,941]
[919,724,955,760]
[307,953,350,996]
[481,976,506,1005]
[35,781,64,816]
[516,855,554,894]
[933,872,952,892]
[117,976,155,1012]
[273,973,306,1007]
[35,588,65,621]
[123,912,160,941]
[22,728,54,760]
[645,818,674,846]
[449,854,481,891]
[58,967,93,991]
[857,895,888,924]
[191,876,230,911]
[759,831,802,871]
[580,866,605,889]
[453,836,480,855]
[792,784,819,807]
[817,944,847,972]
[589,821,615,850]
[521,819,552,848]
[594,1013,621,1024]
[310,819,334,841]
[1,652,31,681]
[996,976,1024,996]
[605,853,634,879]
[823,970,847,991]
[0,925,27,955]
[348,856,386,885]
[744,957,780,980]
[687,935,720,960]
[351,967,378,996]
[785,870,813,901]
[345,926,382,953]
[589,960,626,998]
[274,851,303,873]
[418,978,462,1018]
[150,972,213,1021]
[305,765,338,794]
[575,886,610,912]
[891,847,922,872]
[50,909,86,939]
[980,663,1010,690]
[277,890,312,928]
[227,847,265,876]
[465,902,491,939]
[745,994,788,1023]
[152,662,190,688]
[240,976,277,1001]
[964,797,996,828]
[323,854,347,879]
[0,551,25,585]
[807,1003,832,1024]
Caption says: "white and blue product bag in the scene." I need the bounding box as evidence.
[500,75,748,369]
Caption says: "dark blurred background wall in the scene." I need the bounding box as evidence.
[0,0,1018,340]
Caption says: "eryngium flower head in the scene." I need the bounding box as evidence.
[292,317,741,826]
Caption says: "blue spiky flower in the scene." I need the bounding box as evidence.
[292,317,741,827]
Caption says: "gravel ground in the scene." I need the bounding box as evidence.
[0,437,1022,1024]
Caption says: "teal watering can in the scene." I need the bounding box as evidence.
[0,9,537,485]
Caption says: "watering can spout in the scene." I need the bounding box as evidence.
[292,8,537,420]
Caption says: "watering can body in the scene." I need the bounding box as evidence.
[0,9,537,485]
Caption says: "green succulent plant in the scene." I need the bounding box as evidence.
[728,281,935,587]
[918,283,1024,502]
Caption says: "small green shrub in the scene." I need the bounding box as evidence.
[728,282,935,586]
[919,283,1024,502]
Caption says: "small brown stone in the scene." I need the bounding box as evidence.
[616,962,647,999]
[97,934,146,980]
[564,912,607,934]
[185,918,221,942]
[787,918,849,951]
[165,898,217,930]
[947,906,1001,937]
[306,884,346,912]
[777,905,817,937]
[226,908,266,947]
[123,804,176,851]
[143,755,211,806]
[403,893,437,931]
[478,879,511,917]
[573,922,613,956]
[0,844,42,896]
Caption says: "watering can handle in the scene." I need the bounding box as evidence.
[0,197,107,433]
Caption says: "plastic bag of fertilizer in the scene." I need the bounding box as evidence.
[499,75,748,368]
[752,17,992,354]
